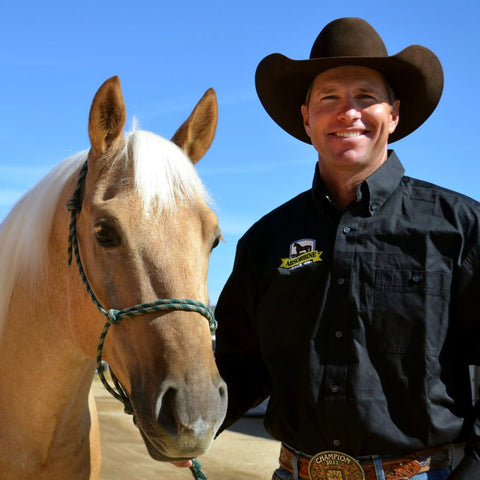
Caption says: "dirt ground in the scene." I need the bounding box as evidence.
[93,378,280,479]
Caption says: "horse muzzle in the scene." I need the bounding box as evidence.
[133,375,228,461]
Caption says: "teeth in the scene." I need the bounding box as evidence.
[334,131,362,137]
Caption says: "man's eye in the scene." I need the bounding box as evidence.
[358,94,377,101]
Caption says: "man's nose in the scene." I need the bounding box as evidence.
[337,98,361,122]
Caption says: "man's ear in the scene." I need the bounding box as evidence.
[389,99,400,134]
[301,104,311,138]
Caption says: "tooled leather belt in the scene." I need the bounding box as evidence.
[279,443,453,480]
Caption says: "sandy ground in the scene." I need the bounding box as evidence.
[93,378,280,479]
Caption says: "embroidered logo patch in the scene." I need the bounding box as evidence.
[279,239,322,270]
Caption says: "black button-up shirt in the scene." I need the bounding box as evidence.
[215,151,480,474]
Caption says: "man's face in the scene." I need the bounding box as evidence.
[301,66,400,176]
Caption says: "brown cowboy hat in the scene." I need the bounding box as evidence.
[255,17,443,143]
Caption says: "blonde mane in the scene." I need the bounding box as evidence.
[0,130,209,334]
[125,130,209,213]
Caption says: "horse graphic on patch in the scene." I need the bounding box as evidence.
[279,239,323,270]
[290,239,315,257]
[290,240,315,258]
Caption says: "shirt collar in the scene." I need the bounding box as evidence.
[362,150,405,214]
[312,150,405,215]
[312,167,336,212]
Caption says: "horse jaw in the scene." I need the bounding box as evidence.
[122,330,227,462]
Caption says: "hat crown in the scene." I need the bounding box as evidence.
[310,18,388,59]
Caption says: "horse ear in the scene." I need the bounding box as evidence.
[171,88,218,164]
[88,76,126,155]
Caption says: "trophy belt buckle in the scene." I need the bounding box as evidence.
[308,450,365,480]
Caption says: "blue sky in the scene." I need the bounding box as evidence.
[1,0,478,303]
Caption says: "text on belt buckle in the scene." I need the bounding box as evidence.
[308,450,365,480]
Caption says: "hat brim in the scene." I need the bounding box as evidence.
[255,45,443,143]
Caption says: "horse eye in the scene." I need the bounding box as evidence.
[212,234,223,251]
[94,222,121,248]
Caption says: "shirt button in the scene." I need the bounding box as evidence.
[369,203,379,212]
[412,273,423,282]
[338,278,345,285]
[333,439,341,447]
[343,226,351,234]
[331,385,339,393]
[335,331,343,338]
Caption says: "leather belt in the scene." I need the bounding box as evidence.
[279,443,453,480]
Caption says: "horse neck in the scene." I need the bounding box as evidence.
[0,182,99,472]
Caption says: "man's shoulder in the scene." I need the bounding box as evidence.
[402,176,480,211]
[241,189,312,241]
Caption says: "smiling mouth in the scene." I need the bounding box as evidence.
[332,131,365,138]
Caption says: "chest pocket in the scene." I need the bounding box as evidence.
[372,269,452,355]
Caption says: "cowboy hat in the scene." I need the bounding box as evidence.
[255,17,443,143]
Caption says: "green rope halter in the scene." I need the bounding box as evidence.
[67,160,213,479]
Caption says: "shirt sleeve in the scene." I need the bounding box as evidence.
[451,242,480,478]
[214,236,271,433]
[447,446,480,479]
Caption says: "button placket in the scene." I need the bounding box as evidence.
[323,215,357,449]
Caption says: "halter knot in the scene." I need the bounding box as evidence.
[66,198,82,212]
[124,404,135,417]
[106,309,122,325]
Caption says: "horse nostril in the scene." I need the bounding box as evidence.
[156,380,228,440]
[214,381,228,433]
[218,383,227,402]
[156,388,178,437]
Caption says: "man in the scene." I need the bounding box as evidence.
[214,17,480,480]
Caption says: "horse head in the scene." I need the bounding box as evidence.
[71,76,227,461]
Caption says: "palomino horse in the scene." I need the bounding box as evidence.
[0,76,227,479]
